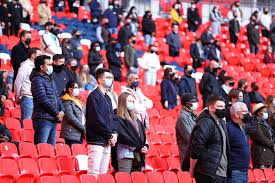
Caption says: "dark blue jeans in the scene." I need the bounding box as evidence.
[228,170,248,183]
[33,120,57,147]
[20,96,33,128]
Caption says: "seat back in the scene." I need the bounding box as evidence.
[0,159,19,176]
[98,174,115,183]
[18,142,38,158]
[57,156,75,173]
[38,158,59,175]
[131,172,146,183]
[61,175,80,183]
[37,143,55,157]
[18,158,39,176]
[20,129,34,143]
[80,174,97,183]
[163,170,178,183]
[71,144,87,156]
[0,142,18,158]
[22,119,33,130]
[39,176,60,183]
[177,171,192,183]
[147,171,165,183]
[55,143,71,157]
[152,157,169,171]
[166,157,180,170]
[115,172,132,183]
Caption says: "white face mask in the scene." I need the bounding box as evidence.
[96,46,101,52]
[46,65,53,75]
[190,102,198,111]
[261,112,268,120]
[127,102,135,111]
[73,88,79,96]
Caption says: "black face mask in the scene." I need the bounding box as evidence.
[53,29,60,36]
[53,64,64,73]
[229,82,235,87]
[254,85,259,91]
[132,40,136,44]
[215,108,226,119]
[25,38,31,45]
[213,67,218,74]
[242,113,252,123]
[75,34,81,40]
[71,65,78,72]
[188,70,193,75]
[112,43,116,47]
[244,85,248,90]
[50,28,55,34]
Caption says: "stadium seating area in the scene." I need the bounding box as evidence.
[0,0,275,182]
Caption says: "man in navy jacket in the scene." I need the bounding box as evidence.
[86,68,119,177]
[30,55,64,146]
[179,64,198,100]
[103,3,118,34]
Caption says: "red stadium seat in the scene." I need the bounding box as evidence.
[0,142,18,159]
[98,174,115,183]
[18,158,39,177]
[248,169,256,183]
[0,159,19,180]
[38,158,59,175]
[152,157,168,171]
[158,145,171,157]
[20,129,34,143]
[115,172,132,183]
[131,172,146,183]
[170,144,179,157]
[10,108,21,120]
[61,175,80,183]
[166,157,181,170]
[71,144,87,156]
[80,174,97,183]
[146,145,159,158]
[39,176,60,183]
[55,143,71,157]
[253,169,266,183]
[264,168,275,183]
[144,157,154,172]
[147,171,165,183]
[149,134,162,145]
[57,156,76,175]
[161,134,174,145]
[37,143,55,158]
[163,170,179,183]
[5,118,21,141]
[22,119,33,130]
[18,142,38,158]
[56,131,65,144]
[177,171,192,183]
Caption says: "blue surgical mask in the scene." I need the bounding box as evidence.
[127,102,135,111]
[238,98,243,102]
[46,65,53,75]
[131,81,139,88]
[73,88,79,96]
[104,78,113,88]
[261,112,268,120]
[109,5,113,9]
[190,102,198,111]
[273,102,275,107]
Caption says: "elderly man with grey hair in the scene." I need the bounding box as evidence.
[226,102,254,183]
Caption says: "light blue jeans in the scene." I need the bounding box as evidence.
[145,70,157,86]
[34,120,57,147]
[228,170,248,183]
[127,67,139,75]
[144,34,153,46]
[20,96,33,128]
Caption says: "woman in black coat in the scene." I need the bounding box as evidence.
[112,92,148,174]
[88,42,105,76]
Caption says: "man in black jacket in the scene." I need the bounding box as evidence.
[11,30,31,91]
[179,64,197,100]
[118,17,132,50]
[229,11,240,45]
[106,38,123,81]
[201,26,214,47]
[187,2,201,32]
[142,11,156,46]
[238,79,252,112]
[249,82,264,104]
[190,37,204,71]
[0,0,10,36]
[190,95,230,183]
[247,16,260,54]
[199,60,220,107]
[8,0,23,36]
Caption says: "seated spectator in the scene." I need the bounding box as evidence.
[114,92,148,173]
[71,30,84,68]
[218,76,234,104]
[60,81,85,147]
[249,82,265,104]
[176,93,198,170]
[106,38,123,81]
[166,23,182,57]
[65,58,79,83]
[19,0,33,24]
[37,0,51,26]
[139,45,161,86]
[54,0,65,12]
[238,79,252,112]
[127,6,139,35]
[190,37,204,71]
[103,2,118,34]
[251,103,274,169]
[179,64,197,100]
[142,11,156,46]
[88,42,105,76]
[161,68,179,110]
[201,26,214,47]
[52,54,70,97]
[171,3,182,24]
[79,64,97,90]
[124,35,138,74]
[207,40,223,62]
[61,38,74,61]
[30,55,64,146]
[0,65,8,117]
[118,17,132,50]
[96,18,111,50]
[40,22,62,57]
[263,46,275,64]
[187,2,201,32]
[210,6,224,35]
[225,88,244,121]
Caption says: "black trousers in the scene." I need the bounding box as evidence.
[195,172,227,183]
[169,47,179,57]
[10,21,20,36]
[262,29,270,38]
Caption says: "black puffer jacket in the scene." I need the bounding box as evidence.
[190,109,231,178]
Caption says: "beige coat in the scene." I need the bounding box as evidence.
[37,4,51,26]
[19,0,33,18]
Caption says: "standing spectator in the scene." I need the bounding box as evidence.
[8,0,23,36]
[176,93,198,170]
[79,64,97,90]
[247,16,260,55]
[88,42,105,76]
[71,0,80,14]
[114,92,148,173]
[218,76,234,104]
[210,6,224,35]
[19,0,32,24]
[227,102,252,183]
[238,79,252,112]
[127,6,139,35]
[103,3,118,34]
[86,68,119,177]
[96,18,111,50]
[229,11,240,45]
[179,64,197,100]
[124,34,138,74]
[0,0,10,36]
[265,95,275,119]
[260,8,271,38]
[271,15,275,54]
[161,68,178,110]
[14,48,42,128]
[0,63,8,117]
[37,0,51,26]
[190,37,204,70]
[166,23,182,57]
[251,103,274,169]
[89,0,101,24]
[118,17,132,50]
[40,22,62,57]
[113,0,123,23]
[187,2,201,32]
[106,38,123,81]
[249,82,265,104]
[52,54,70,97]
[201,26,214,47]
[30,55,64,146]
[142,11,156,46]
[189,95,230,182]
[60,81,85,147]
[65,58,79,83]
[207,40,223,62]
[70,30,83,68]
[121,73,153,129]
[233,1,243,24]
[199,60,220,107]
[171,3,182,24]
[11,30,31,90]
[225,88,244,121]
[61,38,74,61]
[139,45,160,86]
[54,0,65,12]
[263,46,275,64]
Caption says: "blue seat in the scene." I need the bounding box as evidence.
[52,16,59,21]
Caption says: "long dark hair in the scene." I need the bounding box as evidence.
[65,81,78,94]
[163,68,172,80]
